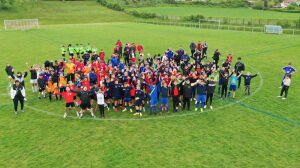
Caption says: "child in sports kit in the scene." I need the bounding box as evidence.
[55,86,79,118]
[280,62,296,88]
[95,89,106,118]
[26,62,38,93]
[61,45,66,61]
[58,74,67,100]
[278,75,291,99]
[144,79,161,115]
[159,80,170,115]
[37,74,46,99]
[12,70,28,88]
[122,82,133,112]
[75,44,80,59]
[68,44,74,59]
[112,80,124,112]
[71,86,96,119]
[134,85,145,116]
[227,73,241,99]
[220,71,231,98]
[47,78,58,102]
[193,80,207,112]
[205,76,216,109]
[241,72,258,96]
[182,78,193,111]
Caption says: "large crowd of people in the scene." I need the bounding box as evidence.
[5,40,295,118]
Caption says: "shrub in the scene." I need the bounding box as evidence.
[287,2,298,10]
[0,0,16,9]
[253,0,264,10]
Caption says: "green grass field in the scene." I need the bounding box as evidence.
[0,1,134,29]
[129,6,300,19]
[0,1,300,167]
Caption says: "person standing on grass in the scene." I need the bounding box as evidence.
[11,80,26,115]
[12,70,28,88]
[5,63,14,87]
[68,44,74,59]
[170,78,181,113]
[193,79,207,112]
[190,41,196,56]
[137,44,144,54]
[202,41,208,59]
[159,80,170,115]
[71,86,96,119]
[227,73,241,99]
[122,82,133,112]
[26,62,38,93]
[134,85,144,116]
[212,49,221,70]
[205,76,216,110]
[278,75,291,100]
[55,86,79,118]
[234,57,245,89]
[241,72,258,96]
[220,71,232,99]
[182,79,193,111]
[37,74,46,99]
[61,45,66,62]
[66,60,75,82]
[75,44,80,59]
[95,88,106,118]
[280,62,296,88]
[144,79,160,115]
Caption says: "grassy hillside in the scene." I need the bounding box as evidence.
[0,1,135,29]
[129,6,300,19]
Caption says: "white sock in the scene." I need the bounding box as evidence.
[32,86,35,92]
[35,86,37,92]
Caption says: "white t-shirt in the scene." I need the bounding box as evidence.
[96,92,105,105]
[283,78,291,86]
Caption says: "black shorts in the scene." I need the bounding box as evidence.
[76,52,80,55]
[39,87,45,92]
[135,100,143,106]
[80,103,91,110]
[131,96,135,100]
[88,50,92,54]
[70,53,74,56]
[62,54,65,57]
[113,97,121,101]
[66,102,75,107]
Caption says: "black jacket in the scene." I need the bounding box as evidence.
[182,83,193,98]
[71,90,93,104]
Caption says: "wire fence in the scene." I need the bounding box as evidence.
[136,20,300,35]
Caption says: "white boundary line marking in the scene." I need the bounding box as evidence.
[23,65,263,121]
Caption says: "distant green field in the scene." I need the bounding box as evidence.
[0,1,134,29]
[1,22,299,167]
[129,6,300,19]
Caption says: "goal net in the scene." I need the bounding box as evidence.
[265,25,282,34]
[4,19,39,31]
[198,19,221,29]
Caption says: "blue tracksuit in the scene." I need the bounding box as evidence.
[195,84,207,108]
[241,74,257,86]
[145,82,160,106]
[111,57,119,67]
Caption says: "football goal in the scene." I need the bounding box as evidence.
[265,25,283,34]
[4,19,39,31]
